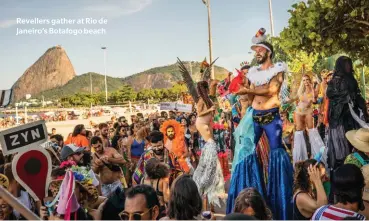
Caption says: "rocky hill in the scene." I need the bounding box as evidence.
[38,72,124,99]
[38,62,230,99]
[12,45,76,101]
[123,62,229,91]
[122,61,229,91]
[12,45,230,100]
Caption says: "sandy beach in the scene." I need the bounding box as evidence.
[45,115,112,138]
[0,109,160,139]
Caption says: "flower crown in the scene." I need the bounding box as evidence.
[69,165,93,184]
[240,61,250,67]
[58,162,93,185]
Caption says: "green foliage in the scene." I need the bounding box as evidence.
[279,0,369,65]
[123,61,229,84]
[58,83,188,107]
[38,72,124,99]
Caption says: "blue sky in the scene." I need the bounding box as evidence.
[0,0,299,89]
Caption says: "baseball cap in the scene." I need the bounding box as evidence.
[60,144,84,160]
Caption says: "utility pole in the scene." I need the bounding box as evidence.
[202,0,215,79]
[101,47,108,103]
[268,0,275,36]
[90,72,93,95]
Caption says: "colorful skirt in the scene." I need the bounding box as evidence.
[193,140,225,207]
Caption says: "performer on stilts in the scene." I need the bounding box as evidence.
[288,74,327,166]
[227,28,293,220]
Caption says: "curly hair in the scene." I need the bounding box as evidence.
[145,158,169,180]
[168,175,202,220]
[197,81,213,109]
[234,188,272,220]
[293,159,317,194]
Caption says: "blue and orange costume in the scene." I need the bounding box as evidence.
[227,61,293,220]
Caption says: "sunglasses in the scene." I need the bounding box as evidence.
[119,208,153,220]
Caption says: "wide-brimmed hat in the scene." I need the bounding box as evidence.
[361,164,369,201]
[0,174,9,189]
[346,128,369,153]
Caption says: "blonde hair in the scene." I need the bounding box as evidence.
[297,74,312,98]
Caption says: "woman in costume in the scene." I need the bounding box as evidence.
[195,81,216,141]
[193,80,225,207]
[289,74,326,165]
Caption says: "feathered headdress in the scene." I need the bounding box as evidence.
[177,59,199,103]
[200,57,219,81]
[240,61,250,69]
[200,57,210,73]
[251,28,273,56]
[251,28,267,44]
[177,57,219,103]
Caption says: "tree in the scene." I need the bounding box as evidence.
[109,85,137,103]
[279,0,369,64]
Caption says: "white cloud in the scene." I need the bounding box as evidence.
[0,19,16,28]
[83,0,153,18]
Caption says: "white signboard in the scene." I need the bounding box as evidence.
[160,102,192,113]
[0,120,48,156]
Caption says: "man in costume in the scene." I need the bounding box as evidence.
[132,131,183,186]
[227,29,293,220]
[160,119,192,173]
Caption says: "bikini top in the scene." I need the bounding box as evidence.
[299,91,314,104]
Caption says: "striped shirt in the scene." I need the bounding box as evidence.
[312,205,365,220]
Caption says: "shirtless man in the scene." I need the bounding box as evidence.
[236,42,284,149]
[91,136,126,197]
[99,123,111,148]
[233,39,293,220]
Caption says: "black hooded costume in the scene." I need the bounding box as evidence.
[326,56,368,170]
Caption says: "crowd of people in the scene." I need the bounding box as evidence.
[0,30,369,220]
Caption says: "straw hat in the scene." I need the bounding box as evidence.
[0,174,9,189]
[346,128,369,153]
[361,164,369,201]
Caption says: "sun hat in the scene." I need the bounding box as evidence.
[0,174,9,189]
[346,128,369,153]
